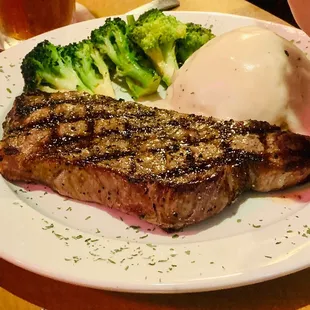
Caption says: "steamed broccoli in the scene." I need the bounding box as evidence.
[91,17,161,99]
[128,9,187,86]
[176,23,215,66]
[21,40,91,93]
[63,40,115,97]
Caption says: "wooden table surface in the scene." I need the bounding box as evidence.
[1,1,309,309]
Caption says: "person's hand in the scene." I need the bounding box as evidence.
[288,0,310,36]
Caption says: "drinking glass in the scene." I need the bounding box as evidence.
[0,0,76,40]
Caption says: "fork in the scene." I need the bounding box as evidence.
[127,0,180,15]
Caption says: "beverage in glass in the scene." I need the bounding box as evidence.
[0,0,76,40]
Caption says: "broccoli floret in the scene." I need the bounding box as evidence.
[128,9,187,86]
[176,23,215,65]
[21,40,90,93]
[63,40,115,97]
[91,17,161,99]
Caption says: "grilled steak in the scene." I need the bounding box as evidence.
[1,91,310,231]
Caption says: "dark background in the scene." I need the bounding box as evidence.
[247,0,299,27]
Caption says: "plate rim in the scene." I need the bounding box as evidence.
[1,11,310,294]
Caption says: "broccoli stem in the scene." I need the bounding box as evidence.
[41,67,90,92]
[90,48,115,97]
[101,36,156,89]
[147,41,178,86]
[124,62,156,88]
[126,15,136,26]
[162,41,178,84]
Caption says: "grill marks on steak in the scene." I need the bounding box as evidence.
[1,91,310,230]
[2,92,273,183]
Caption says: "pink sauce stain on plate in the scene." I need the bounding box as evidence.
[271,183,310,203]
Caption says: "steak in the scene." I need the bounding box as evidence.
[1,91,310,231]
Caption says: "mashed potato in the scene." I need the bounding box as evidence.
[161,26,310,135]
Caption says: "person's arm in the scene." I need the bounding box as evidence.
[288,0,310,36]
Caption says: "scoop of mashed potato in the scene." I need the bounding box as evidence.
[163,26,310,135]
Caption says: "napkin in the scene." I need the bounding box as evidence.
[0,2,95,51]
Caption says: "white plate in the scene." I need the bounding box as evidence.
[1,12,310,294]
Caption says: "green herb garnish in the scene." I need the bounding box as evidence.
[42,223,54,230]
[252,224,261,228]
[72,235,83,240]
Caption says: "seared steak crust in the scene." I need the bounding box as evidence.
[1,91,310,230]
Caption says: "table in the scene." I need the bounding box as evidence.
[1,0,309,309]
